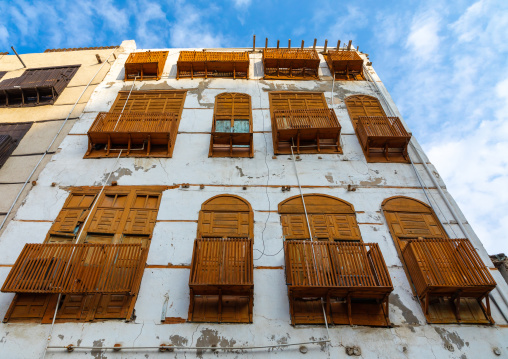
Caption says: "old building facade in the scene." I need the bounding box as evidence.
[0,40,507,358]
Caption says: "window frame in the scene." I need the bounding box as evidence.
[209,93,253,158]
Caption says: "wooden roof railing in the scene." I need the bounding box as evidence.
[325,50,364,80]
[402,237,496,323]
[177,51,250,79]
[272,109,341,154]
[263,49,320,80]
[85,111,178,158]
[356,116,411,162]
[0,65,80,107]
[284,241,393,326]
[1,243,147,294]
[124,51,168,81]
[209,132,253,158]
[188,237,254,323]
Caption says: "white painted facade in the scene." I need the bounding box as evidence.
[0,40,507,358]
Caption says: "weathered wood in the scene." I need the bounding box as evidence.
[209,93,253,158]
[177,51,249,79]
[325,50,364,80]
[284,241,393,326]
[124,51,168,81]
[263,49,320,80]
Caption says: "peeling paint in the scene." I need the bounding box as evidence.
[325,173,334,183]
[195,328,237,358]
[390,293,419,325]
[91,339,106,359]
[359,177,385,186]
[170,334,188,346]
[434,327,465,350]
[236,166,245,177]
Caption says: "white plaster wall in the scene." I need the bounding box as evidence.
[0,44,507,359]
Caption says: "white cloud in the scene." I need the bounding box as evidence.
[0,24,9,49]
[169,2,225,48]
[405,11,441,62]
[232,0,251,9]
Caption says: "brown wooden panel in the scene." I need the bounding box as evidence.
[325,50,365,80]
[198,195,253,238]
[263,49,320,80]
[94,294,132,319]
[281,214,310,239]
[111,90,187,119]
[124,51,168,81]
[210,93,253,158]
[177,51,249,79]
[345,95,386,128]
[48,192,98,239]
[5,294,53,321]
[279,194,355,214]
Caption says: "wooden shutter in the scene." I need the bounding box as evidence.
[269,92,328,112]
[57,294,92,320]
[48,192,98,240]
[88,194,127,234]
[214,93,251,123]
[6,294,53,320]
[345,95,386,126]
[110,90,187,119]
[123,193,160,236]
[94,294,132,319]
[199,212,250,237]
[281,214,310,239]
[308,214,361,241]
[390,212,447,239]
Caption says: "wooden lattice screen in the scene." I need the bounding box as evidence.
[284,241,393,326]
[188,238,254,323]
[2,243,147,294]
[382,196,496,324]
[324,50,364,80]
[356,116,411,162]
[263,49,320,80]
[269,92,342,154]
[177,51,250,79]
[0,65,80,107]
[84,90,186,158]
[124,51,168,81]
[209,93,253,158]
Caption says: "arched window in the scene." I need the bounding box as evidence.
[381,196,447,251]
[344,95,387,128]
[197,194,253,238]
[278,194,361,241]
[209,93,253,158]
[190,195,254,323]
[382,196,495,324]
[345,95,410,163]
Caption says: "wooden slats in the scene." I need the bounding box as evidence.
[0,65,80,107]
[356,116,411,162]
[274,109,340,129]
[284,241,392,291]
[85,111,178,158]
[325,50,364,80]
[403,238,496,297]
[177,51,250,79]
[190,238,253,287]
[124,51,168,81]
[263,49,320,80]
[2,243,147,294]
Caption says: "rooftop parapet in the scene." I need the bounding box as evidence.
[177,51,250,79]
[124,51,168,81]
[324,50,364,80]
[263,48,320,80]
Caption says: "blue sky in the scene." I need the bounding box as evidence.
[1,0,507,253]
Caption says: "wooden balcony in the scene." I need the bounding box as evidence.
[177,51,250,79]
[0,65,79,107]
[124,51,168,81]
[272,108,341,154]
[1,243,147,294]
[189,238,253,323]
[284,241,393,326]
[356,116,411,163]
[85,111,178,158]
[209,132,253,158]
[325,50,364,80]
[263,49,320,80]
[402,238,496,324]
